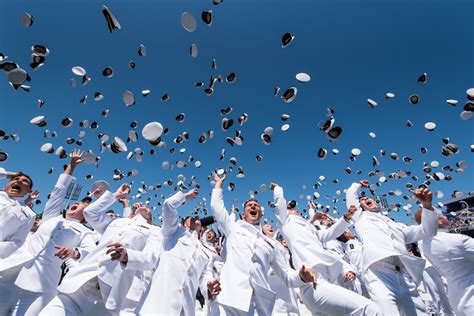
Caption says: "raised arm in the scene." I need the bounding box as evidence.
[42,150,85,222]
[162,189,198,237]
[318,206,355,243]
[270,183,289,226]
[122,226,163,271]
[346,181,367,221]
[404,188,438,243]
[84,184,130,235]
[210,173,233,236]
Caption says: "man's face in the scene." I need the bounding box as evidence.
[184,216,200,231]
[343,230,355,240]
[438,214,451,229]
[206,230,216,242]
[243,200,262,225]
[359,197,380,213]
[66,201,90,222]
[4,176,32,198]
[320,217,332,227]
[262,224,275,238]
[132,206,152,224]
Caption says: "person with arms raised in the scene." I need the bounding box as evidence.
[40,181,162,315]
[210,173,316,315]
[1,150,96,316]
[346,180,439,315]
[271,183,381,315]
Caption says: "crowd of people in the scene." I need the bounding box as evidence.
[0,150,472,316]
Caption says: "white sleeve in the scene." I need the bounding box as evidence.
[0,167,7,179]
[0,206,35,258]
[319,217,350,243]
[210,188,233,236]
[42,174,75,222]
[404,207,438,244]
[273,186,289,227]
[125,227,162,270]
[162,191,186,237]
[83,191,116,235]
[345,183,363,221]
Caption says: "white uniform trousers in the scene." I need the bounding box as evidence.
[363,263,426,316]
[0,265,23,316]
[11,287,56,316]
[300,268,381,316]
[422,268,454,315]
[213,294,276,316]
[39,278,117,316]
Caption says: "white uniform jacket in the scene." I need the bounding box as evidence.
[273,186,351,283]
[419,230,474,315]
[346,182,438,285]
[0,191,35,259]
[1,173,96,294]
[210,188,305,314]
[58,190,162,311]
[137,191,212,315]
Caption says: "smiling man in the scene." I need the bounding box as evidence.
[0,168,36,258]
[1,150,97,316]
[0,168,36,316]
[346,180,439,315]
[210,173,316,315]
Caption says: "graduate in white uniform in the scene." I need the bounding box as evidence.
[0,168,36,258]
[136,189,221,315]
[271,183,381,316]
[262,224,300,316]
[346,180,439,315]
[0,168,36,316]
[210,174,316,316]
[416,209,474,316]
[3,150,97,316]
[40,182,162,315]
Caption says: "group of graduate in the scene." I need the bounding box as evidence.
[0,150,473,316]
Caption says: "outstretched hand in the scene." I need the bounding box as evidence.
[185,188,199,200]
[207,278,221,299]
[114,184,131,200]
[70,149,85,168]
[299,265,317,289]
[213,172,226,189]
[359,180,369,188]
[409,187,433,210]
[343,205,357,221]
[106,243,128,263]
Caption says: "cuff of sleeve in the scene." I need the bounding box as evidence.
[0,167,7,179]
[58,173,75,188]
[123,249,140,270]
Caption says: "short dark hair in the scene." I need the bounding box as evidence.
[105,210,115,214]
[243,198,259,208]
[80,196,92,204]
[12,172,33,189]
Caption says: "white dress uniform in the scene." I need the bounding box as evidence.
[0,186,36,316]
[1,173,96,316]
[136,191,213,316]
[273,186,381,316]
[420,259,454,315]
[210,187,306,315]
[419,230,474,316]
[39,190,162,315]
[268,242,300,315]
[346,182,438,315]
[201,239,222,316]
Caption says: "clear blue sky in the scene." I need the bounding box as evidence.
[1,0,473,225]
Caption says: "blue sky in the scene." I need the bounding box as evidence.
[1,0,473,225]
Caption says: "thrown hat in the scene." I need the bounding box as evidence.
[181,12,197,32]
[102,5,121,32]
[111,137,127,153]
